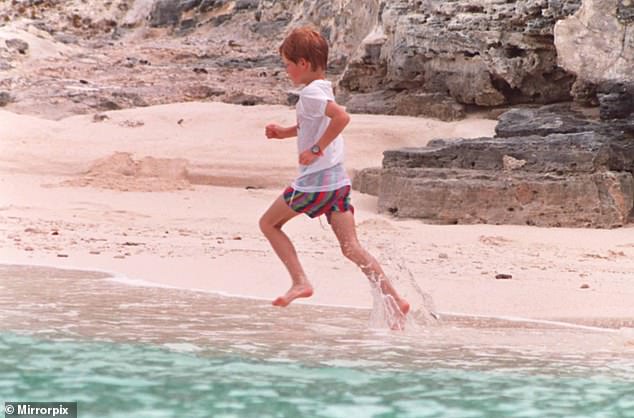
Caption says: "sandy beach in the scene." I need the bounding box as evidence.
[1,102,633,324]
[3,2,634,416]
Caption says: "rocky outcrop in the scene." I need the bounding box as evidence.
[141,0,590,120]
[354,0,634,228]
[0,0,593,120]
[555,0,634,106]
[138,0,634,122]
[338,0,582,120]
[378,169,633,227]
[1,0,630,121]
[355,104,634,228]
[0,1,292,118]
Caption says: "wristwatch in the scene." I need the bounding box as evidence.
[310,144,322,156]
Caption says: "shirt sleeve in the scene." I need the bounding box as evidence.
[299,87,330,118]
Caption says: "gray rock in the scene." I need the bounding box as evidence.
[617,0,634,23]
[224,92,263,106]
[200,0,229,13]
[383,132,620,175]
[600,121,634,174]
[5,38,29,54]
[235,0,258,11]
[54,33,79,44]
[216,54,280,70]
[178,18,197,32]
[378,168,633,228]
[149,0,183,27]
[393,93,466,121]
[209,13,233,27]
[495,106,600,137]
[149,0,229,27]
[375,106,634,228]
[343,90,465,121]
[96,98,121,111]
[286,91,299,106]
[112,91,148,108]
[342,91,398,116]
[249,18,291,37]
[597,82,634,120]
[0,60,12,71]
[0,91,12,106]
[185,85,225,99]
[555,0,633,84]
[570,79,599,107]
[352,167,382,196]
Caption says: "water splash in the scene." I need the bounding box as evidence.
[367,248,439,331]
[392,258,440,325]
[368,281,404,330]
[368,279,438,332]
[367,258,440,331]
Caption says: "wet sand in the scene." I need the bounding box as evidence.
[2,264,634,357]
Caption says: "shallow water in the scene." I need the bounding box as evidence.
[1,264,634,418]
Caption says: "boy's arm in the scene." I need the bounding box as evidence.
[265,123,297,139]
[315,101,350,151]
[298,101,350,165]
[281,124,298,138]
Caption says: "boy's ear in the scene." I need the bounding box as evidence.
[298,58,310,69]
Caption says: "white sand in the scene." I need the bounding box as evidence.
[1,102,633,321]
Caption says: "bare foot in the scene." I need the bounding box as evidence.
[397,298,411,316]
[272,283,314,307]
[387,297,410,331]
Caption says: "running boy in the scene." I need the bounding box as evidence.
[259,27,410,323]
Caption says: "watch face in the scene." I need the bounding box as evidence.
[311,145,320,154]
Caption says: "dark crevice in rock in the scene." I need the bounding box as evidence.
[489,75,524,104]
[617,0,634,23]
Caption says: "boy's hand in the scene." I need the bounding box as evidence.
[265,123,283,139]
[299,149,319,165]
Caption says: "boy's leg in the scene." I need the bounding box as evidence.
[259,195,313,307]
[329,210,410,315]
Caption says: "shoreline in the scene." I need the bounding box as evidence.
[3,261,634,335]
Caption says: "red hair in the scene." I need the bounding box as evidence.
[279,27,328,71]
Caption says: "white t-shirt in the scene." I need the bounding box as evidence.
[292,79,351,193]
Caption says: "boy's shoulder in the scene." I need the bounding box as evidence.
[301,79,334,100]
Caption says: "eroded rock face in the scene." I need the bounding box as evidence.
[555,0,634,83]
[356,106,634,228]
[378,169,633,228]
[0,1,293,119]
[0,0,591,120]
[339,0,582,119]
[555,0,634,105]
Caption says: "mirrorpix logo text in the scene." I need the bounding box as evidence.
[4,402,77,418]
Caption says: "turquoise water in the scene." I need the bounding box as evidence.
[2,332,634,418]
[1,265,634,418]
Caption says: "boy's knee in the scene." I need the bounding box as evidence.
[258,216,271,234]
[259,216,281,235]
[340,242,361,260]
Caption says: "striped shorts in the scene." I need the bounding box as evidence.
[283,185,354,223]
